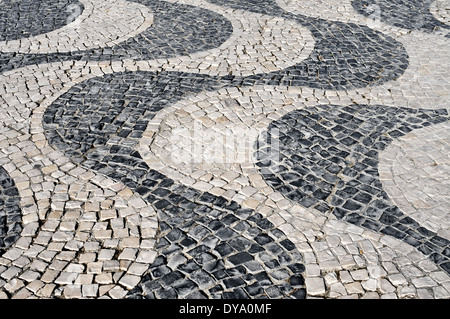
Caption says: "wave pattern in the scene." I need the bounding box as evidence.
[0,0,448,299]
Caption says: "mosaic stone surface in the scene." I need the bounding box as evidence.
[0,0,449,300]
[41,70,308,299]
[430,0,450,26]
[378,121,450,241]
[208,0,410,90]
[128,191,307,299]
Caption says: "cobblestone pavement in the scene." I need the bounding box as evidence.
[0,0,449,299]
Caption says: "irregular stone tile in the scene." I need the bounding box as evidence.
[208,0,409,90]
[1,0,409,92]
[0,122,159,299]
[184,0,449,110]
[276,0,364,24]
[198,0,449,110]
[41,71,307,299]
[126,191,306,299]
[278,0,449,36]
[365,30,450,110]
[305,218,450,299]
[430,0,450,26]
[207,0,286,16]
[0,0,448,301]
[38,65,449,299]
[159,0,315,76]
[138,86,299,195]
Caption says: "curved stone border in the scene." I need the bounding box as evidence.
[207,0,409,90]
[0,0,448,300]
[276,0,450,36]
[151,0,315,76]
[0,51,447,302]
[276,0,372,25]
[0,61,164,299]
[362,30,450,110]
[236,2,450,111]
[0,0,314,77]
[38,70,307,299]
[139,85,450,299]
[298,217,450,299]
[1,0,410,91]
[274,0,450,109]
[127,188,307,299]
[0,0,154,54]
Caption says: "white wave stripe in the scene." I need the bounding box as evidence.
[364,31,450,110]
[276,0,372,25]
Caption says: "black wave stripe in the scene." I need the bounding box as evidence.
[42,71,307,299]
[255,104,450,274]
[0,0,409,92]
[207,0,286,16]
[241,19,409,90]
